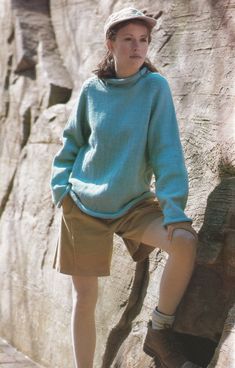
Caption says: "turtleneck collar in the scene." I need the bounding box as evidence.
[102,67,149,87]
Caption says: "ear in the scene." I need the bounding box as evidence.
[106,39,113,52]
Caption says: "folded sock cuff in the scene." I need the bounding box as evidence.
[152,308,175,329]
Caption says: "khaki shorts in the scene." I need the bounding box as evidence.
[53,195,163,276]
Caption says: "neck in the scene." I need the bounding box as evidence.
[114,64,141,78]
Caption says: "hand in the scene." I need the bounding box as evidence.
[167,222,198,242]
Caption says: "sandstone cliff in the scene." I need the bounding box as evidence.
[0,1,234,367]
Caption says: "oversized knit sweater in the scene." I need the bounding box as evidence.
[50,67,191,226]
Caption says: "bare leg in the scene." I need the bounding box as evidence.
[71,276,98,368]
[141,218,197,315]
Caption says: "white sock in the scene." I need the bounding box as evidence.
[152,307,175,330]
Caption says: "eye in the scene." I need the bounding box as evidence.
[140,38,148,43]
[124,37,132,41]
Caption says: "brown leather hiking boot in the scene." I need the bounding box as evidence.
[143,322,200,368]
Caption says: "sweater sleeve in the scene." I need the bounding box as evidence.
[50,82,88,206]
[147,76,192,226]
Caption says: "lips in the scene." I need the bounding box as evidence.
[130,55,142,58]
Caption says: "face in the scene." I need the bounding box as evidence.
[107,22,150,77]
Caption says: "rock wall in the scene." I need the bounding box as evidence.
[0,1,234,367]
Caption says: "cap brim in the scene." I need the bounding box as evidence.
[105,15,157,35]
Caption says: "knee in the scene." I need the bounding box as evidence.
[72,277,98,310]
[73,289,98,312]
[171,229,198,255]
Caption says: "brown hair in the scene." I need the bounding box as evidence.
[93,19,158,78]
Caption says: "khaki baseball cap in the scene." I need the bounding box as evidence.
[104,7,157,37]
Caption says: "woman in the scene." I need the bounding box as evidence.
[51,7,198,368]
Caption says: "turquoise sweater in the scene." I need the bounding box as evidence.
[51,67,191,226]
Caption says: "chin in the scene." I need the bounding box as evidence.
[130,60,143,68]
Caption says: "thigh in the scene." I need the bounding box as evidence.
[115,198,163,261]
[116,197,163,242]
[141,219,197,254]
[140,217,170,253]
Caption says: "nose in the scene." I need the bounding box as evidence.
[132,40,139,50]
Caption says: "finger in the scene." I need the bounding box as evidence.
[167,226,173,241]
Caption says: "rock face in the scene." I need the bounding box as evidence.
[0,1,234,368]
